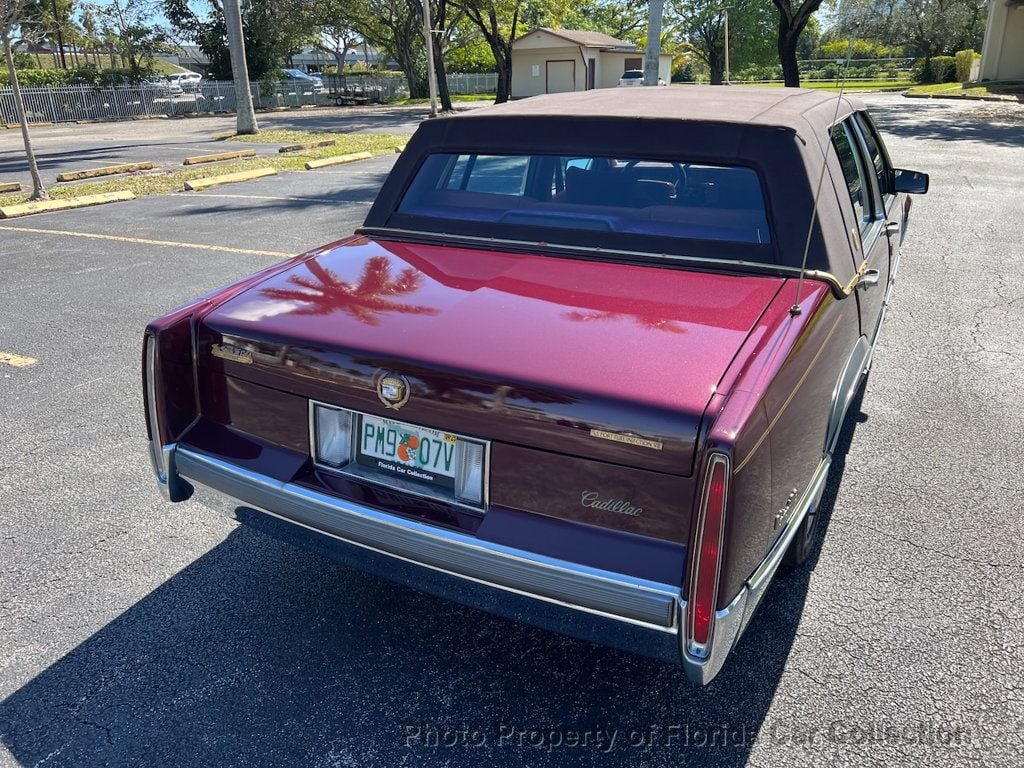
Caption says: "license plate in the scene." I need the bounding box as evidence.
[355,414,459,491]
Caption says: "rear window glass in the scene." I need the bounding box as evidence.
[395,153,771,246]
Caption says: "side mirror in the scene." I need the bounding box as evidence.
[894,168,929,194]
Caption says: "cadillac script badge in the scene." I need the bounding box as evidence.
[377,374,411,410]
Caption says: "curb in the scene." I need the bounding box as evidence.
[0,182,22,193]
[184,168,278,191]
[183,149,257,166]
[394,145,406,153]
[304,152,373,170]
[279,139,337,153]
[903,91,1023,103]
[0,191,136,219]
[56,162,156,183]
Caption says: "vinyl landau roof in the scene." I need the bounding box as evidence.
[458,86,866,131]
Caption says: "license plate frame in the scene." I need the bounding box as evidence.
[309,401,489,512]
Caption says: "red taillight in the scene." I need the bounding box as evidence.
[686,454,729,657]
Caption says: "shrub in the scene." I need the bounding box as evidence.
[955,49,979,83]
[912,56,957,84]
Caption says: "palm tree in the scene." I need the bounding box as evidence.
[564,309,687,333]
[260,256,439,325]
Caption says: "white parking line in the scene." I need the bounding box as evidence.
[0,224,292,258]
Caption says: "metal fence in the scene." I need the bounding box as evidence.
[0,73,499,125]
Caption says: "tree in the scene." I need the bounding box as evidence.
[767,0,823,86]
[1,0,49,200]
[223,0,258,134]
[669,0,775,84]
[164,1,315,81]
[455,0,523,103]
[827,0,985,60]
[91,0,169,76]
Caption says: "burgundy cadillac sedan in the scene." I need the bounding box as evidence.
[144,88,928,684]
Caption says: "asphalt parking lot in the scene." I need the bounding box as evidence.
[0,93,1022,767]
[0,103,451,189]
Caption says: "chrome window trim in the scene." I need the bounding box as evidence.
[308,399,491,514]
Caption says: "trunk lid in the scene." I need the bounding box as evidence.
[197,237,784,477]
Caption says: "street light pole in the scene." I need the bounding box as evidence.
[421,0,438,117]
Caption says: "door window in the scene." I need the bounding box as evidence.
[854,112,893,204]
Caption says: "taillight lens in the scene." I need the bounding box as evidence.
[686,453,729,657]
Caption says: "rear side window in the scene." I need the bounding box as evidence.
[396,153,771,246]
[832,123,870,233]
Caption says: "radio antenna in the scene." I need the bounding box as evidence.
[790,19,859,316]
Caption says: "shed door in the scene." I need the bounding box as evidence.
[545,60,576,93]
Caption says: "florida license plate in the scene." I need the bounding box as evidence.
[355,414,459,491]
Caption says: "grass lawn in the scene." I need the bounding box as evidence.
[751,80,913,92]
[393,94,495,105]
[0,132,404,207]
[904,81,1024,98]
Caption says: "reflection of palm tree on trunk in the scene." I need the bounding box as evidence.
[564,310,687,334]
[261,256,438,325]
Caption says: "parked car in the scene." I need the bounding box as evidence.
[144,87,928,684]
[618,69,666,86]
[167,72,202,92]
[280,68,324,93]
[141,77,183,97]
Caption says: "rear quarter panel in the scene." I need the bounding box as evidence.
[703,280,861,607]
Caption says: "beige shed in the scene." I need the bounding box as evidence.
[510,28,673,99]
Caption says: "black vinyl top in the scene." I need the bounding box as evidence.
[363,88,865,283]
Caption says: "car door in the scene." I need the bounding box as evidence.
[831,118,888,344]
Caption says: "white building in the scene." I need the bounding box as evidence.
[980,0,1024,81]
[511,28,673,99]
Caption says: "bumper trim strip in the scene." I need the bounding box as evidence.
[174,446,680,631]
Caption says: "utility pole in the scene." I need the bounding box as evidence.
[643,0,664,86]
[421,0,438,116]
[223,0,259,135]
[723,9,731,85]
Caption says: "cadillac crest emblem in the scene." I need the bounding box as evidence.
[377,374,411,410]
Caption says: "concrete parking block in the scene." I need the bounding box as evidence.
[56,162,156,183]
[0,181,22,193]
[304,151,373,170]
[183,149,257,165]
[0,190,136,219]
[183,168,278,191]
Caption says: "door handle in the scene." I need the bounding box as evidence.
[857,269,881,290]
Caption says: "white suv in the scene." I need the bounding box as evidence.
[618,69,666,87]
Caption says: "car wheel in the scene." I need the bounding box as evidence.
[782,476,828,569]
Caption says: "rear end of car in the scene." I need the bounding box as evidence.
[144,93,834,684]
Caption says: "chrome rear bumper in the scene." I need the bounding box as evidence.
[164,444,757,684]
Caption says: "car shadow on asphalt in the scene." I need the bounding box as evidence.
[0,393,867,767]
[870,100,1024,148]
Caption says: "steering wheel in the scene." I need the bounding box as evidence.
[622,160,687,193]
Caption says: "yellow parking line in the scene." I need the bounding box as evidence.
[0,352,38,368]
[0,225,291,258]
